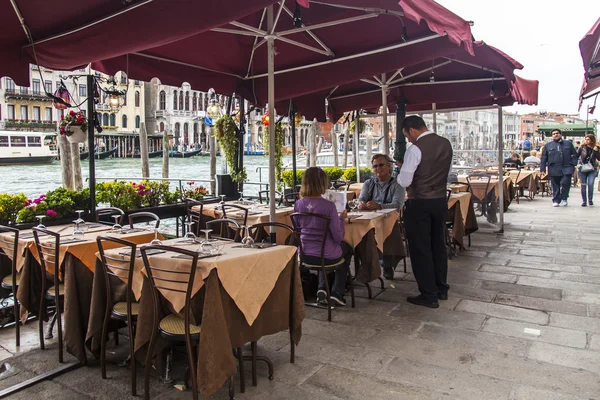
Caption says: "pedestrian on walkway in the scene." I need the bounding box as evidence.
[397,116,453,309]
[540,129,577,207]
[577,133,600,207]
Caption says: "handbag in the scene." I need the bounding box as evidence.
[580,162,595,173]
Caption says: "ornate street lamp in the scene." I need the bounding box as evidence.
[206,88,222,119]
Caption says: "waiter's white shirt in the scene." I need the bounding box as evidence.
[397,130,434,188]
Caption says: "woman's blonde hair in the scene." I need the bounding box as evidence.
[300,167,329,198]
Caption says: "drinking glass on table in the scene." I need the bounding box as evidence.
[240,225,255,248]
[199,229,214,255]
[183,220,197,243]
[150,227,162,245]
[72,210,85,239]
[35,215,47,229]
[219,195,226,205]
[111,215,123,233]
[238,191,245,202]
[349,199,359,214]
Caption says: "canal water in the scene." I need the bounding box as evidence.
[0,155,288,198]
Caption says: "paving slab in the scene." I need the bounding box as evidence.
[377,357,514,400]
[455,299,549,325]
[553,272,600,285]
[389,302,487,331]
[447,283,499,302]
[549,312,600,334]
[494,293,588,316]
[449,269,518,284]
[511,385,588,400]
[479,264,554,279]
[302,364,446,400]
[481,281,562,300]
[482,317,587,348]
[507,262,583,273]
[470,350,600,398]
[517,276,600,294]
[528,342,600,374]
[562,290,600,305]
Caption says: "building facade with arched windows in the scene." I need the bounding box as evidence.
[145,80,209,151]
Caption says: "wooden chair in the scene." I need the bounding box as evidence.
[290,212,355,322]
[32,227,64,362]
[96,207,125,226]
[283,192,300,207]
[140,245,237,400]
[220,204,249,227]
[205,218,241,242]
[0,226,21,347]
[184,198,204,236]
[96,236,139,396]
[258,190,283,205]
[128,212,160,229]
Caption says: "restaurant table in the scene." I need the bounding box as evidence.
[458,175,515,212]
[85,239,304,397]
[347,183,363,199]
[448,183,470,193]
[0,223,158,360]
[447,192,478,248]
[344,209,405,283]
[196,202,295,244]
[507,170,539,200]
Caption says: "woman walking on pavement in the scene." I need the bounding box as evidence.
[578,133,600,207]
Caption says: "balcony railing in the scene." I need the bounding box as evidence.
[5,88,53,101]
[155,110,206,119]
[3,119,57,131]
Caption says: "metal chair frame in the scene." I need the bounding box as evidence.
[128,212,160,229]
[258,190,283,205]
[184,198,204,236]
[290,212,355,322]
[0,225,20,347]
[283,192,300,207]
[466,173,494,218]
[220,204,249,227]
[32,227,63,363]
[96,236,138,396]
[96,207,125,226]
[141,244,236,400]
[205,218,241,242]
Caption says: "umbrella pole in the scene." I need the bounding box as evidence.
[355,112,361,183]
[290,103,297,190]
[394,99,407,163]
[238,97,245,195]
[381,73,389,155]
[87,74,96,219]
[267,5,276,241]
[496,106,504,233]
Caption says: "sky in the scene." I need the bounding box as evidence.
[435,0,600,118]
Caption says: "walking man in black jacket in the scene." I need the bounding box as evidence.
[540,129,578,207]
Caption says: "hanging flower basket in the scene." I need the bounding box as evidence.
[60,111,88,143]
[66,126,87,143]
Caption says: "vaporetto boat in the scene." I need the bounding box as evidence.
[0,131,58,165]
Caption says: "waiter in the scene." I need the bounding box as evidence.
[397,116,453,308]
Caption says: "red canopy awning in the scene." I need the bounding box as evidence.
[579,17,600,101]
[2,0,475,108]
[286,41,538,121]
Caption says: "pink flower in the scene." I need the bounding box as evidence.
[33,198,41,204]
[69,110,75,116]
[46,209,57,217]
[60,127,66,135]
[137,184,146,190]
[40,194,46,198]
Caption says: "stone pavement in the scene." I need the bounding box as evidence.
[1,194,600,399]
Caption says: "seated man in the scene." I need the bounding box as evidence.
[359,153,406,280]
[523,150,541,168]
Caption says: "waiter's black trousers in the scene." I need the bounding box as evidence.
[404,198,449,302]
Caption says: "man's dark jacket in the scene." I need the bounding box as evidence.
[540,139,577,176]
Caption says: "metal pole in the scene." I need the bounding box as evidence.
[267,5,276,237]
[497,106,504,233]
[355,112,361,183]
[381,73,389,155]
[394,99,407,163]
[238,97,245,195]
[432,103,437,132]
[290,103,298,189]
[87,75,96,219]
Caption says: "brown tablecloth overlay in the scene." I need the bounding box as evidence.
[197,203,295,245]
[348,183,363,198]
[458,175,514,212]
[85,256,304,397]
[447,193,479,248]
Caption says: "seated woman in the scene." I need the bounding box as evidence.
[294,167,353,306]
[504,153,523,168]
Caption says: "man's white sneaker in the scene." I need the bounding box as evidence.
[553,202,560,207]
[560,200,568,207]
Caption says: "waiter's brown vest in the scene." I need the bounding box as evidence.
[407,133,453,200]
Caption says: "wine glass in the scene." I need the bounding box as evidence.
[35,215,47,229]
[240,226,255,248]
[199,229,214,255]
[111,215,122,233]
[150,227,162,245]
[212,243,224,256]
[349,199,359,214]
[238,191,245,202]
[219,195,226,205]
[330,181,336,190]
[183,220,197,243]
